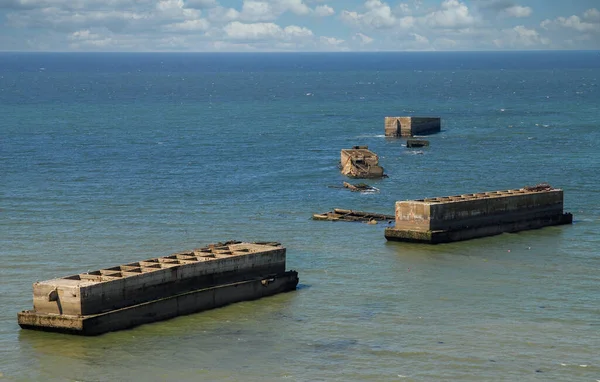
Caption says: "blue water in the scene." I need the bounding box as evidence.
[1,51,599,381]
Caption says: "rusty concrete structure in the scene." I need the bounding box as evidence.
[385,117,441,137]
[18,241,299,335]
[340,146,385,178]
[384,185,572,244]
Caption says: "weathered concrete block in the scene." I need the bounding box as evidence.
[31,242,287,316]
[385,186,572,243]
[385,117,441,137]
[340,146,385,178]
[19,241,299,335]
[18,271,299,336]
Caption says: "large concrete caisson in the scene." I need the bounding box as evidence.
[384,186,573,244]
[18,241,299,335]
[340,146,385,178]
[385,117,441,137]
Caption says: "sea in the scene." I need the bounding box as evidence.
[1,51,599,381]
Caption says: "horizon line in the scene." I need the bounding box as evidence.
[1,49,599,54]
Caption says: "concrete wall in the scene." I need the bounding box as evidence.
[341,148,379,168]
[385,117,441,137]
[386,188,571,243]
[385,211,572,243]
[32,244,286,316]
[19,271,299,336]
[384,117,402,137]
[393,189,565,232]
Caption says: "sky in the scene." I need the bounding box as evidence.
[0,0,599,51]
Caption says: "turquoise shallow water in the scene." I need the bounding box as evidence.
[1,51,599,381]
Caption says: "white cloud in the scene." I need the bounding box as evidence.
[583,8,600,22]
[314,4,334,17]
[397,15,415,29]
[223,21,312,41]
[541,8,600,33]
[223,21,279,39]
[239,1,275,21]
[353,32,373,44]
[67,28,122,49]
[340,0,396,29]
[424,0,476,29]
[411,32,428,44]
[513,25,546,45]
[395,3,411,15]
[1,0,597,51]
[559,16,600,32]
[211,0,312,22]
[319,36,344,45]
[69,29,102,41]
[0,0,148,10]
[207,6,240,22]
[279,0,311,16]
[433,37,457,49]
[157,0,201,19]
[164,19,210,32]
[340,11,359,24]
[494,25,549,48]
[7,8,153,32]
[184,0,218,9]
[6,0,207,33]
[284,24,313,38]
[504,5,531,18]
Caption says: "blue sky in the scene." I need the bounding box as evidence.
[0,0,599,51]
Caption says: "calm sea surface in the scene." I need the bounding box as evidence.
[1,51,599,381]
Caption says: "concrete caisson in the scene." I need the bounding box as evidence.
[18,241,299,335]
[340,146,385,178]
[385,117,441,137]
[384,186,573,244]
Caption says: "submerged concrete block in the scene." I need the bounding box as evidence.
[406,139,430,148]
[18,241,299,335]
[385,186,572,244]
[385,117,441,137]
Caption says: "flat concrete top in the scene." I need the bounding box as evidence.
[37,241,284,287]
[35,278,98,288]
[341,148,378,158]
[408,186,562,205]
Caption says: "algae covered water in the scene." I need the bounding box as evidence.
[1,51,599,381]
